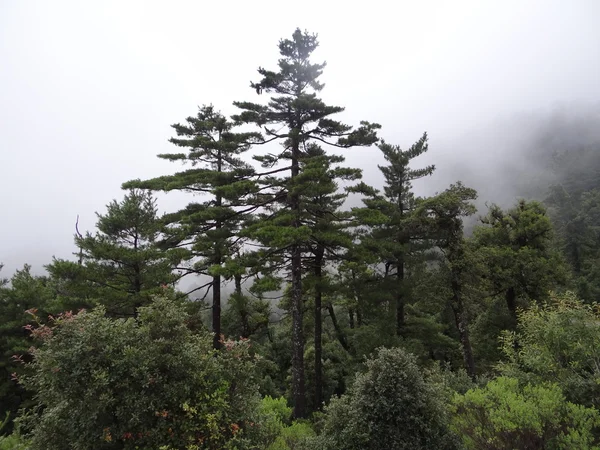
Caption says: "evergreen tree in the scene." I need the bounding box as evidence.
[124,105,261,348]
[473,200,567,320]
[299,144,361,410]
[233,29,380,418]
[47,189,175,317]
[352,134,434,335]
[417,183,479,379]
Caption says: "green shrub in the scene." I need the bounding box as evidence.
[267,421,315,450]
[451,376,600,449]
[16,298,262,450]
[498,291,600,408]
[312,346,458,450]
[0,433,29,450]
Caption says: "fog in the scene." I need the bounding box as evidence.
[1,0,599,276]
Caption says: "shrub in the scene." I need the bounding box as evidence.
[498,291,600,408]
[451,376,600,449]
[311,346,458,450]
[17,298,262,450]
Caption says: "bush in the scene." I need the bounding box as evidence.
[0,413,28,449]
[498,291,600,408]
[266,422,315,450]
[255,396,314,450]
[0,433,29,450]
[451,376,600,449]
[16,298,263,450]
[311,346,458,450]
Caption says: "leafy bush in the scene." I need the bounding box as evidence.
[16,298,263,450]
[266,422,315,450]
[498,291,600,408]
[451,376,600,449]
[0,433,29,450]
[254,396,314,450]
[311,346,458,450]
[0,413,28,450]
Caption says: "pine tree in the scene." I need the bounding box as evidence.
[352,134,434,335]
[417,182,478,379]
[473,200,568,320]
[124,105,261,348]
[300,144,361,410]
[233,29,380,418]
[47,189,175,317]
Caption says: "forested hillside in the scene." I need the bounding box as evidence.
[2,29,600,449]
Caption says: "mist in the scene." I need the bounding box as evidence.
[1,0,599,277]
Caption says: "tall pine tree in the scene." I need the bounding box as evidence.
[233,29,379,418]
[352,134,434,335]
[124,105,261,348]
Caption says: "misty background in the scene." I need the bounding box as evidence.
[1,0,599,279]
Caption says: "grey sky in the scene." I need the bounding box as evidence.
[1,0,599,275]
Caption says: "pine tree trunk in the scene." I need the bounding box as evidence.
[212,275,221,349]
[349,309,355,329]
[451,277,476,380]
[235,273,250,339]
[396,259,405,336]
[314,247,324,411]
[290,129,306,419]
[213,152,223,350]
[506,286,517,320]
[327,303,351,353]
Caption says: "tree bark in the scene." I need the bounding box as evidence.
[505,286,517,321]
[314,246,324,411]
[451,277,476,380]
[396,258,405,336]
[213,151,223,350]
[327,303,351,353]
[290,128,306,418]
[234,273,250,339]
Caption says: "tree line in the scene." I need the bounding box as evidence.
[2,29,600,449]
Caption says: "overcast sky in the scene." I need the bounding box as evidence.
[1,0,599,275]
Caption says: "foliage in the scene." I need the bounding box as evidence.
[350,133,434,335]
[473,200,568,318]
[46,189,177,317]
[312,347,458,450]
[253,396,315,450]
[0,413,29,449]
[0,433,29,450]
[233,28,379,418]
[497,291,600,408]
[416,183,480,378]
[267,422,315,450]
[0,265,61,434]
[124,105,262,348]
[17,298,263,450]
[451,376,600,449]
[5,27,600,450]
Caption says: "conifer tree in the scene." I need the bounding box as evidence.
[233,29,380,418]
[417,182,478,379]
[47,189,175,317]
[473,200,567,320]
[124,105,261,348]
[300,144,361,410]
[352,134,434,335]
